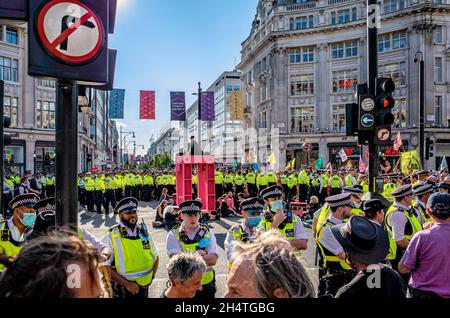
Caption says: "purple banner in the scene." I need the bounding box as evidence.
[200,91,215,121]
[170,92,186,121]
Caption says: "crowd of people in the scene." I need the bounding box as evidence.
[1,164,449,299]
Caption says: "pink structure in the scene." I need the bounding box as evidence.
[175,155,216,213]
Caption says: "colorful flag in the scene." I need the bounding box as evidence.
[268,152,277,169]
[326,162,333,173]
[170,92,186,121]
[109,89,125,119]
[338,149,348,162]
[230,91,245,120]
[439,157,448,172]
[140,90,156,120]
[359,155,367,173]
[199,91,215,121]
[286,159,296,170]
[401,150,423,175]
[315,157,323,170]
[393,132,403,152]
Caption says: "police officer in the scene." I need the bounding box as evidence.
[0,193,40,271]
[78,173,86,208]
[84,172,96,213]
[3,175,14,219]
[267,170,278,187]
[412,183,434,225]
[44,172,55,198]
[342,186,365,217]
[93,172,105,214]
[114,171,124,204]
[316,193,355,297]
[384,185,422,281]
[280,171,289,200]
[124,171,134,198]
[329,173,344,196]
[215,170,224,199]
[287,172,298,203]
[166,200,219,299]
[234,171,245,195]
[224,197,265,264]
[104,172,117,214]
[383,174,399,202]
[310,172,322,199]
[256,171,269,192]
[224,171,234,194]
[245,170,257,196]
[297,168,310,202]
[101,197,159,298]
[259,185,308,250]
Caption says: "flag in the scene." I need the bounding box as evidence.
[315,157,323,170]
[199,91,215,121]
[170,92,186,121]
[440,157,448,172]
[230,91,245,120]
[268,153,277,169]
[326,162,333,173]
[140,90,155,120]
[393,132,403,152]
[109,89,125,119]
[346,160,353,170]
[233,160,238,170]
[401,150,423,175]
[286,159,296,170]
[359,155,367,173]
[338,149,348,162]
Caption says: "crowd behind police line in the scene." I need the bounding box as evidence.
[1,164,449,299]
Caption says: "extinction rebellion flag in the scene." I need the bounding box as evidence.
[170,92,186,121]
[140,90,156,120]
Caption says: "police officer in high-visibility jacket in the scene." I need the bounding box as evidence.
[383,174,399,202]
[412,183,434,225]
[101,197,159,298]
[316,193,355,297]
[259,185,308,250]
[224,197,265,265]
[245,170,257,196]
[342,186,365,217]
[93,172,106,214]
[166,200,219,299]
[215,170,224,199]
[224,172,234,193]
[267,171,278,187]
[104,172,118,214]
[329,174,344,196]
[384,185,422,282]
[0,193,39,271]
[234,172,245,195]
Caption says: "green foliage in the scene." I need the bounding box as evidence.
[150,153,173,170]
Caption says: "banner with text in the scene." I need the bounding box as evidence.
[170,91,186,121]
[109,89,125,119]
[200,91,215,121]
[230,90,245,120]
[140,90,156,120]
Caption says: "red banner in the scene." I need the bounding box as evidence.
[140,90,155,120]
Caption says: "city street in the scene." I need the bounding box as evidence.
[80,202,319,298]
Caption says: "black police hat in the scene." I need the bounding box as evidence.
[179,200,203,215]
[115,197,139,214]
[9,193,40,210]
[29,198,56,240]
[260,185,284,201]
[240,197,265,213]
[362,199,385,213]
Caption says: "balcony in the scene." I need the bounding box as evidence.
[276,1,318,12]
[328,0,353,5]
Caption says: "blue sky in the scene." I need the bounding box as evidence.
[110,0,258,156]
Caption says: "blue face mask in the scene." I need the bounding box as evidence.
[270,200,284,212]
[247,215,263,228]
[20,213,37,227]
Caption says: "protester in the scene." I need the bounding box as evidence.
[162,253,207,298]
[225,230,315,298]
[398,193,450,298]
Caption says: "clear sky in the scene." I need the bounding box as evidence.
[110,0,259,156]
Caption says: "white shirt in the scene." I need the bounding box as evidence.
[387,202,410,241]
[80,227,108,252]
[166,223,218,258]
[224,221,257,261]
[7,218,26,243]
[319,215,344,256]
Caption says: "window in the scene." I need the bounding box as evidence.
[36,101,56,129]
[352,8,357,21]
[383,0,405,13]
[290,107,315,133]
[435,96,442,127]
[435,57,443,82]
[332,41,358,59]
[393,31,407,49]
[393,99,407,128]
[3,96,18,127]
[290,15,314,30]
[331,12,336,25]
[338,9,350,24]
[290,74,314,96]
[0,57,19,82]
[378,34,391,52]
[6,27,18,45]
[379,31,407,52]
[289,47,314,64]
[434,26,443,44]
[332,105,346,132]
[332,70,358,93]
[37,78,56,88]
[379,62,406,87]
[332,43,344,59]
[289,49,301,64]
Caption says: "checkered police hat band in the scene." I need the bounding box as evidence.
[328,199,351,208]
[12,198,38,210]
[38,204,55,213]
[241,203,264,210]
[182,205,201,213]
[262,189,283,199]
[118,202,137,212]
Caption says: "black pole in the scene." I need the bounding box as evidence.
[419,57,425,166]
[55,81,79,228]
[197,82,202,153]
[0,80,4,218]
[367,0,379,192]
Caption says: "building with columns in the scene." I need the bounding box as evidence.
[238,0,450,170]
[1,21,118,175]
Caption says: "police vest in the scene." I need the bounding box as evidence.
[316,204,331,234]
[311,177,320,187]
[344,175,354,187]
[84,178,95,192]
[227,224,251,269]
[361,181,369,194]
[46,177,55,186]
[105,177,116,190]
[383,183,398,202]
[412,201,432,225]
[280,176,288,185]
[246,173,256,184]
[259,212,298,241]
[94,179,105,192]
[321,174,329,187]
[0,221,24,271]
[169,176,176,186]
[235,175,245,186]
[316,219,352,271]
[298,171,310,185]
[287,176,297,189]
[110,225,157,287]
[257,174,268,187]
[385,205,422,260]
[135,176,143,186]
[330,176,342,189]
[171,224,215,285]
[267,173,277,184]
[125,174,135,187]
[215,172,223,185]
[224,175,234,184]
[192,175,198,185]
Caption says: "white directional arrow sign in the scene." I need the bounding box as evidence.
[361,114,375,128]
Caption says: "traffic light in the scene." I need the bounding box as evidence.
[3,115,12,146]
[425,138,434,160]
[374,78,395,145]
[346,103,358,137]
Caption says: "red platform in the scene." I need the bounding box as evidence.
[176,155,216,213]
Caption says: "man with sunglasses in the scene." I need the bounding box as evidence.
[101,197,159,298]
[166,200,219,299]
[259,185,308,250]
[224,197,265,264]
[0,193,40,271]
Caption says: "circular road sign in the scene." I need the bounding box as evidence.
[361,98,375,112]
[361,114,375,128]
[303,143,313,153]
[36,0,104,64]
[377,128,391,142]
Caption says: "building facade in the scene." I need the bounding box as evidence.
[1,22,118,174]
[238,0,450,170]
[150,126,180,162]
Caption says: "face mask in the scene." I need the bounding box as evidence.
[20,213,37,227]
[247,215,263,228]
[270,200,284,212]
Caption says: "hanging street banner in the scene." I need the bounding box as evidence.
[200,91,215,122]
[230,90,244,120]
[170,91,186,121]
[109,89,125,119]
[140,90,156,120]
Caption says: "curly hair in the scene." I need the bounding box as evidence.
[0,228,104,298]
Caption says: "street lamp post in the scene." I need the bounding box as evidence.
[192,82,203,154]
[414,51,425,166]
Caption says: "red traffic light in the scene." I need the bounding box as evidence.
[383,96,395,109]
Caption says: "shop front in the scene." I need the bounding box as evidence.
[34,141,56,174]
[436,140,450,171]
[4,139,26,176]
[286,143,319,169]
[328,143,360,169]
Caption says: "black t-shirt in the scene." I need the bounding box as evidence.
[335,266,408,299]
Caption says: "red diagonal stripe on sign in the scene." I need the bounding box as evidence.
[50,12,94,49]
